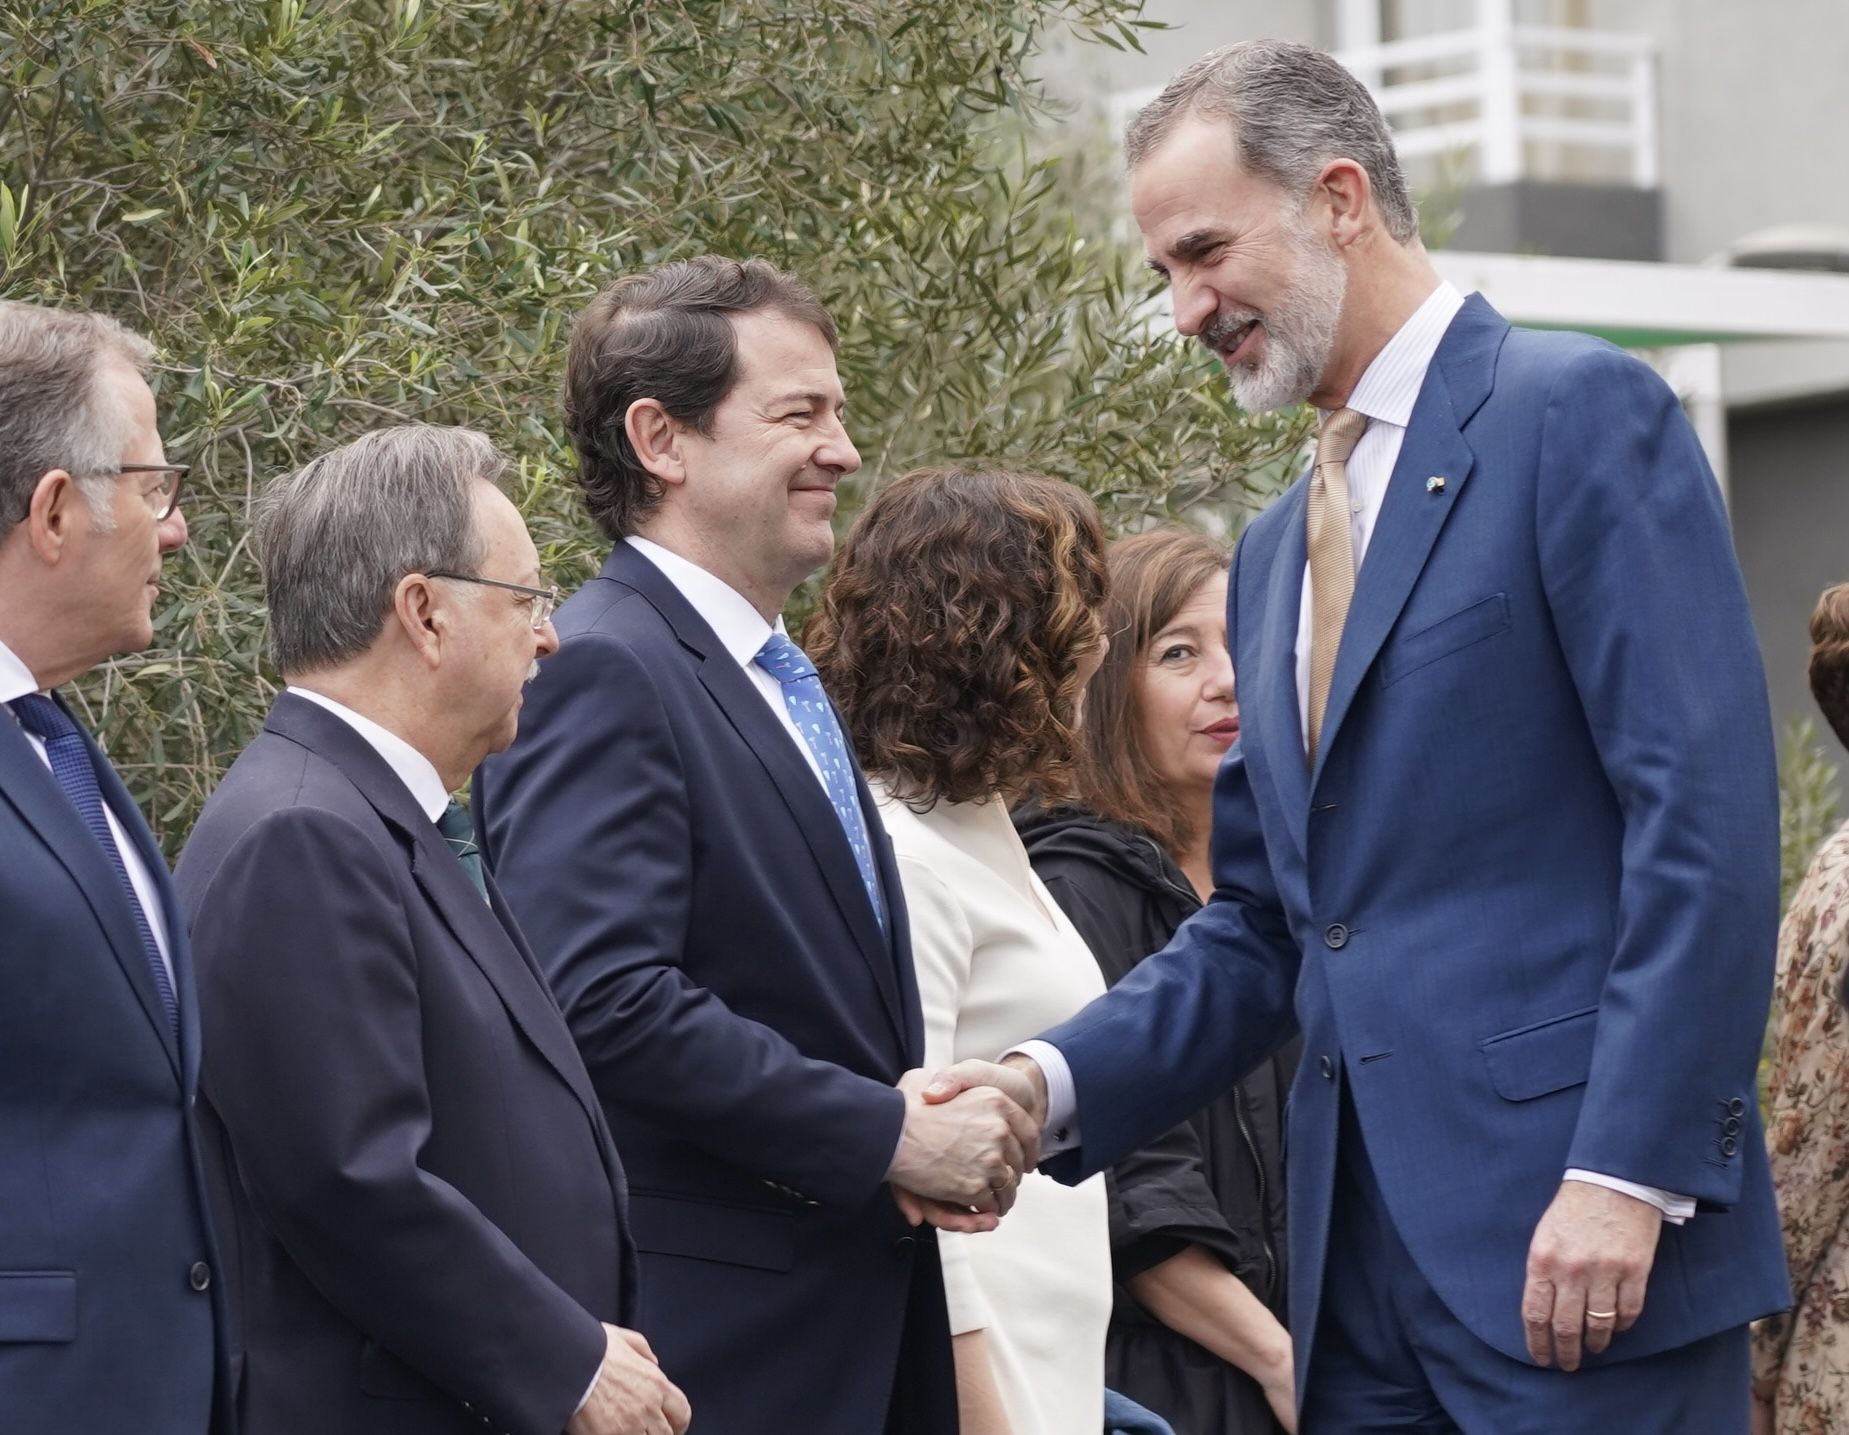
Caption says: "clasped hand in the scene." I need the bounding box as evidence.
[886,1059,1045,1233]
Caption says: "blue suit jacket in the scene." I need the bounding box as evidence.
[1039,297,1790,1380]
[177,693,636,1435]
[0,693,228,1433]
[475,541,955,1435]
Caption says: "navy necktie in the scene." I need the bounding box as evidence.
[438,798,489,903]
[10,693,181,1040]
[753,633,885,929]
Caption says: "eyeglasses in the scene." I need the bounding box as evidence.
[113,463,189,521]
[425,570,560,631]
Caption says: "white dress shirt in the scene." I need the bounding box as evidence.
[0,637,176,991]
[1022,283,1693,1224]
[286,687,450,822]
[626,535,828,791]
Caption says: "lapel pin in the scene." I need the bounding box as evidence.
[1425,475,1447,494]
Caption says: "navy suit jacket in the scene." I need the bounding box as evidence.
[177,694,636,1435]
[476,541,955,1435]
[0,693,228,1434]
[1039,298,1790,1382]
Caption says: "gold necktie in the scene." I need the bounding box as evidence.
[1305,407,1369,765]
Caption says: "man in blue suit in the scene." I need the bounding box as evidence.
[475,257,1039,1435]
[940,41,1788,1433]
[0,300,228,1432]
[178,426,684,1435]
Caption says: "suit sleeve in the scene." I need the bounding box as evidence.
[1036,544,1303,1185]
[191,806,604,1435]
[1535,344,1781,1203]
[1038,865,1251,1281]
[895,855,999,1335]
[476,631,904,1208]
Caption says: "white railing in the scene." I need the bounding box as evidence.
[1335,21,1660,188]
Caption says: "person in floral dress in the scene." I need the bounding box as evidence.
[1753,582,1849,1435]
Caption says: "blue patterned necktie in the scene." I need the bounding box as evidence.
[438,797,489,903]
[753,633,885,929]
[10,693,181,1040]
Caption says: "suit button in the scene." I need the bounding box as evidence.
[1319,1056,1335,1081]
[1720,1136,1738,1157]
[894,1235,917,1253]
[1324,924,1349,950]
[1727,1097,1747,1116]
[1723,1115,1742,1136]
[188,1261,211,1292]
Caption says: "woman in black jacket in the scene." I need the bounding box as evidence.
[1019,526,1298,1435]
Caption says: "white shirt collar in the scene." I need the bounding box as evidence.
[1336,280,1466,431]
[0,636,44,705]
[625,534,789,666]
[286,686,451,822]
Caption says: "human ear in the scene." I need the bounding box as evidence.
[625,398,688,489]
[23,470,82,564]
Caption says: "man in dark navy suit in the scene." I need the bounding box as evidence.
[476,257,1038,1435]
[177,425,686,1435]
[0,300,228,1433]
[941,40,1789,1435]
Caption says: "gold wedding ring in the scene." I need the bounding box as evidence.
[1585,1309,1617,1321]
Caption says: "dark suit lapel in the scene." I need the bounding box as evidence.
[265,694,607,1135]
[0,703,182,1078]
[606,544,909,1048]
[91,738,200,1089]
[1254,482,1312,862]
[1310,297,1505,791]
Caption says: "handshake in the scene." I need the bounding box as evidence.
[885,1056,1051,1233]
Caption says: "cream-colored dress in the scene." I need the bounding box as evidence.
[876,787,1112,1435]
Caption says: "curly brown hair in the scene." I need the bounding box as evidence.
[1073,526,1231,857]
[1809,582,1849,750]
[808,466,1108,809]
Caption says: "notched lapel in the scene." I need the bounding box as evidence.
[695,653,907,1046]
[1314,398,1474,789]
[0,711,182,1077]
[409,828,607,1132]
[1253,485,1312,860]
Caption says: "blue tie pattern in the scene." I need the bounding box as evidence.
[753,633,884,928]
[438,797,490,903]
[11,693,181,1040]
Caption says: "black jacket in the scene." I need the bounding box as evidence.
[1018,804,1298,1435]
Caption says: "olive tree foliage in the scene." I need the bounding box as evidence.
[1,0,1306,849]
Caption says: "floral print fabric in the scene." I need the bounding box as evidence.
[1754,821,1849,1433]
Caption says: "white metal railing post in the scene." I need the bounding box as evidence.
[1477,0,1522,184]
[1631,49,1660,187]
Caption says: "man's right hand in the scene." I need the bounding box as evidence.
[886,1063,1042,1223]
[567,1324,691,1435]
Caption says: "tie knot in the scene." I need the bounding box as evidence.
[9,692,77,743]
[1316,407,1368,469]
[437,797,475,846]
[753,632,818,685]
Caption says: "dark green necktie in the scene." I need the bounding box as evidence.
[438,798,489,902]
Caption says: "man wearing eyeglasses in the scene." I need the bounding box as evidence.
[0,300,228,1435]
[174,424,688,1435]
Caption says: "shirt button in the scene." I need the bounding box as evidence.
[188,1261,211,1292]
[1324,923,1349,950]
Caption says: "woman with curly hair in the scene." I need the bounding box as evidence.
[1751,582,1849,1435]
[809,465,1119,1435]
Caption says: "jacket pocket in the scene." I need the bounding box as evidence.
[628,1192,797,1272]
[1480,1005,1599,1101]
[1380,593,1511,687]
[0,1270,76,1343]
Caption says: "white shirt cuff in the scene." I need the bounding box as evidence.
[1005,1040,1079,1154]
[575,1362,600,1416]
[1563,1169,1694,1225]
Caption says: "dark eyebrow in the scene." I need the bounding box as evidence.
[769,389,836,409]
[1170,228,1230,263]
[1145,256,1170,278]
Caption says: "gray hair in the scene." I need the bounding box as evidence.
[0,300,157,534]
[253,424,510,676]
[1125,40,1420,244]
